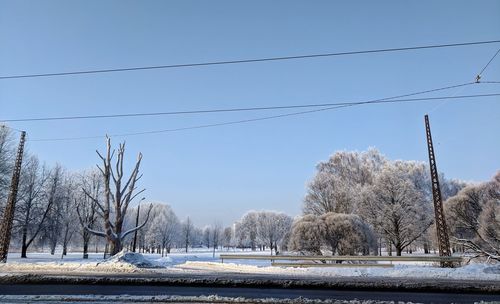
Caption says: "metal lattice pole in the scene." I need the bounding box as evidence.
[0,131,26,263]
[424,115,453,267]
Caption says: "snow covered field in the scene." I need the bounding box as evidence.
[1,249,499,282]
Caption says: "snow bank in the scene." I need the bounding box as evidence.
[1,250,499,282]
[0,251,173,273]
[173,261,500,281]
[100,250,173,268]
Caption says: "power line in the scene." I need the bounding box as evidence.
[478,47,500,77]
[28,91,500,142]
[0,82,480,123]
[2,40,500,80]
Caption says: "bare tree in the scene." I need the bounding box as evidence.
[80,138,151,256]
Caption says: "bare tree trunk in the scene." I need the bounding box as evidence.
[83,240,89,259]
[50,241,57,255]
[20,212,29,258]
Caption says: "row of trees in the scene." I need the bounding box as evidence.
[298,148,499,258]
[1,126,498,260]
[1,126,290,257]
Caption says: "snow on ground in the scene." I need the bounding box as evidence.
[1,249,499,281]
[172,260,500,281]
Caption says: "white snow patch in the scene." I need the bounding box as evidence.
[1,250,499,282]
[100,250,172,268]
[172,260,500,281]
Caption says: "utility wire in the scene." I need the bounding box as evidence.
[2,40,500,80]
[0,82,478,123]
[478,47,500,77]
[28,86,500,142]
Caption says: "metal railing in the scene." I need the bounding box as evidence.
[219,254,463,267]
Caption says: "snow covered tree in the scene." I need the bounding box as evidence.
[256,211,292,255]
[211,222,222,257]
[222,226,233,250]
[289,213,376,256]
[445,185,484,247]
[147,203,180,256]
[42,165,64,255]
[288,214,323,255]
[0,126,14,213]
[81,138,151,256]
[203,226,211,248]
[14,155,51,258]
[303,149,386,215]
[320,212,376,255]
[182,216,193,253]
[59,173,79,257]
[76,170,101,258]
[445,172,500,261]
[236,211,259,250]
[359,163,433,256]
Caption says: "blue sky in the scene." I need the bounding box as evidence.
[1,1,499,226]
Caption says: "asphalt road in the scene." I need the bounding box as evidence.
[0,284,499,303]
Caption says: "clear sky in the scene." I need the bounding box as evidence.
[1,1,499,226]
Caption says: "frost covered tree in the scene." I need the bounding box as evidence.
[445,186,484,247]
[359,163,433,256]
[59,173,79,257]
[211,222,222,257]
[0,126,14,213]
[236,211,259,250]
[42,165,64,255]
[288,214,323,255]
[81,138,152,256]
[289,213,376,256]
[182,217,193,253]
[445,172,500,261]
[222,226,233,250]
[14,156,51,258]
[203,226,211,248]
[320,212,376,255]
[147,203,180,256]
[256,211,293,255]
[303,149,386,215]
[76,170,101,258]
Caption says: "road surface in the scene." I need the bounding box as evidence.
[0,284,499,303]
